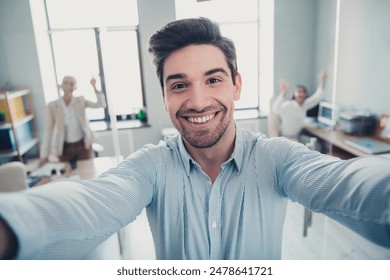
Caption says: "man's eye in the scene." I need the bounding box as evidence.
[208,78,221,84]
[172,83,186,90]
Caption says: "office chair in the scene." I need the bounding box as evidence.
[0,161,29,192]
[92,143,105,157]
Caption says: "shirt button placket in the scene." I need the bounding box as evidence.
[208,178,221,259]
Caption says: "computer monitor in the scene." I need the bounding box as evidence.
[317,101,336,127]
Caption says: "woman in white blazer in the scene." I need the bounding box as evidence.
[39,76,106,166]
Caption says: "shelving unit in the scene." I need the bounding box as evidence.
[0,88,39,162]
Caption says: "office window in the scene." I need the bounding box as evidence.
[175,0,260,113]
[45,0,144,123]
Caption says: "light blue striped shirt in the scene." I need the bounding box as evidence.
[0,126,389,259]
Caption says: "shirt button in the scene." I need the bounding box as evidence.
[211,222,217,228]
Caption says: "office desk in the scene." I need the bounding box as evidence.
[302,125,390,159]
[66,156,122,180]
[32,156,122,186]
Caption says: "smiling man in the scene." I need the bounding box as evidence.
[162,44,241,181]
[0,17,389,260]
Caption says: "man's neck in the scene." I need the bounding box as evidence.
[184,124,236,183]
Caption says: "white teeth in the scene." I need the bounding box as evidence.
[187,113,215,124]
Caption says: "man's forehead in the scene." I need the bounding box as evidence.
[163,44,229,79]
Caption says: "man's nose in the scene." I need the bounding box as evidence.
[186,85,211,111]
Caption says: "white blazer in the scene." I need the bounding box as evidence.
[40,93,106,160]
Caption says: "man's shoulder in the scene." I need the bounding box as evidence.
[238,127,300,152]
[138,135,179,154]
[238,127,277,153]
[127,136,179,166]
[237,126,267,143]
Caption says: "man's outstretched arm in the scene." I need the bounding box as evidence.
[0,218,18,259]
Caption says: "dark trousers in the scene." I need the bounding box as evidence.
[59,139,93,162]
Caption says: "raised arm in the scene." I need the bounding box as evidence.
[273,139,390,248]
[0,147,158,259]
[85,78,107,108]
[272,79,289,115]
[305,69,328,110]
[319,69,327,90]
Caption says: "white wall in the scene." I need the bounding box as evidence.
[335,0,390,115]
[274,0,336,101]
[0,0,47,140]
[274,0,318,94]
[315,0,337,102]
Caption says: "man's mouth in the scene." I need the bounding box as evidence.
[186,113,216,124]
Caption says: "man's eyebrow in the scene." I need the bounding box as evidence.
[165,73,187,84]
[205,67,229,77]
[165,68,228,84]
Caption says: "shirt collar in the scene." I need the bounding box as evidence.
[59,96,75,108]
[230,124,243,174]
[170,123,244,177]
[176,136,192,177]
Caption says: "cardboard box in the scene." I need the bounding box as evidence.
[0,96,27,123]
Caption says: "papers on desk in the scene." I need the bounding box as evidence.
[344,138,390,155]
[30,162,66,177]
[303,117,328,129]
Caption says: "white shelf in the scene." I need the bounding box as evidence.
[0,88,39,161]
[0,88,30,100]
[0,114,34,130]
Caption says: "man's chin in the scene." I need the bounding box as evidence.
[181,129,225,149]
[184,139,218,149]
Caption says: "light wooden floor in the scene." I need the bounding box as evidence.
[282,201,390,259]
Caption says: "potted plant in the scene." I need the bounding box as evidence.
[0,111,6,125]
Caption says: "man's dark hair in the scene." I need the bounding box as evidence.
[148,17,238,93]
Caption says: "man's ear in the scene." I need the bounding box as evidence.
[233,73,242,101]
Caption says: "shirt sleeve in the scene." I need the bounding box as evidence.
[271,94,286,115]
[272,138,390,248]
[85,92,107,109]
[0,147,157,259]
[304,86,324,110]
